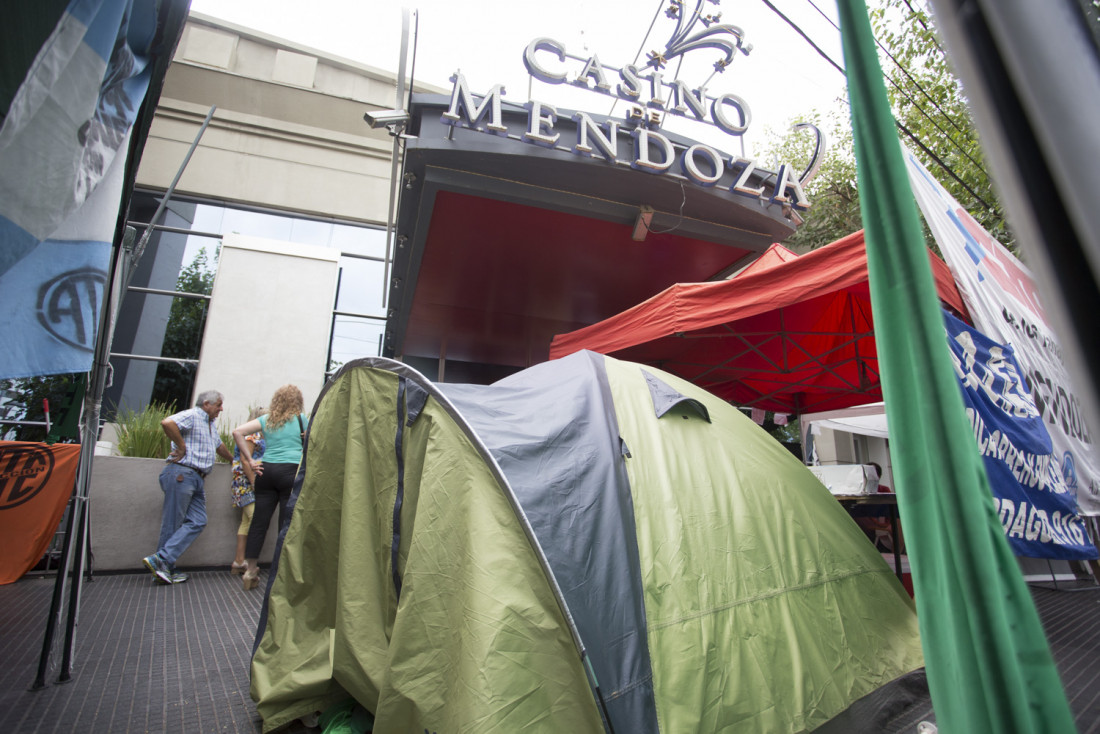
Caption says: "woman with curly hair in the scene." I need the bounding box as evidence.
[232,385,309,590]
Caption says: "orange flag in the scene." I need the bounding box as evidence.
[0,441,81,584]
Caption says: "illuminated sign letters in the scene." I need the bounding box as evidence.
[440,1,820,212]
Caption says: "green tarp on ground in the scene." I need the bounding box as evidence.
[251,351,923,733]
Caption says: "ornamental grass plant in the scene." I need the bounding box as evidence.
[114,401,175,459]
[217,419,238,463]
[114,402,241,463]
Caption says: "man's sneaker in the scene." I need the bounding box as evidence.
[142,553,171,584]
[153,570,189,585]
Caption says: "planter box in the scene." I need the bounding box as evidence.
[89,456,278,572]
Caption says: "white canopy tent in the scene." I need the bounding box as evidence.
[800,402,889,448]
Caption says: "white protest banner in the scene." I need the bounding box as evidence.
[906,150,1100,516]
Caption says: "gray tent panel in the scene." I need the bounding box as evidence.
[441,351,658,733]
[642,369,712,422]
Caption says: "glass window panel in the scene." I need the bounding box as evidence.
[128,195,394,386]
[163,199,199,229]
[220,208,293,240]
[330,317,386,367]
[128,191,156,224]
[181,233,222,276]
[332,224,387,259]
[290,218,335,247]
[335,257,386,315]
[191,204,226,234]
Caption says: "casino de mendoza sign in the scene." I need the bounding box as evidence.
[437,0,823,214]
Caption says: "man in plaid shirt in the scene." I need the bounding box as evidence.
[142,390,233,584]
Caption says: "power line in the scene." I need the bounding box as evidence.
[896,120,994,211]
[608,0,667,117]
[802,0,992,181]
[757,0,995,212]
[880,72,993,188]
[760,0,844,74]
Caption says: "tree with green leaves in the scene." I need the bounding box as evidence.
[868,0,1097,254]
[763,412,802,457]
[151,246,217,411]
[759,110,862,253]
[1,372,80,442]
[756,0,1020,254]
[868,0,1014,252]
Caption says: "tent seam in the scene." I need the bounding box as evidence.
[602,672,654,701]
[646,567,896,630]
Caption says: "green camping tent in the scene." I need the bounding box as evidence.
[250,351,924,733]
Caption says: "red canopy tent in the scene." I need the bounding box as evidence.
[549,230,970,415]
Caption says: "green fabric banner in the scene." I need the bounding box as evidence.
[836,1,1076,732]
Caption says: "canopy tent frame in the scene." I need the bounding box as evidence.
[550,231,965,416]
[667,326,880,408]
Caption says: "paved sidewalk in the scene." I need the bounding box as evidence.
[1,568,1098,733]
[0,569,270,734]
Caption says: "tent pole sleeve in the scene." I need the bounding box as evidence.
[583,652,617,734]
[343,356,612,732]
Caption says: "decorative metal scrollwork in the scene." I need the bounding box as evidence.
[648,0,752,73]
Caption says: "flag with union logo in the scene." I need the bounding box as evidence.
[905,151,1100,517]
[0,442,82,584]
[944,310,1096,559]
[0,0,158,379]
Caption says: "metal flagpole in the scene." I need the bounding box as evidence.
[31,227,132,690]
[132,105,216,265]
[56,222,134,681]
[380,10,414,311]
[32,106,216,688]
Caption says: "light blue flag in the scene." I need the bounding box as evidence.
[0,0,156,378]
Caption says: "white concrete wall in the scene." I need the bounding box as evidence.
[193,234,339,426]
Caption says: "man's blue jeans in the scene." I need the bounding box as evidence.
[157,464,208,567]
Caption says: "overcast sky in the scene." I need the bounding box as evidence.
[187,0,850,158]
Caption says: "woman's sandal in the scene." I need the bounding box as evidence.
[242,570,260,590]
[230,561,248,575]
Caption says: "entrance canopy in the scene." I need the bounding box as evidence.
[383,94,801,374]
[550,230,969,414]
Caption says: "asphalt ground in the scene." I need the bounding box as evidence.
[1,568,1097,733]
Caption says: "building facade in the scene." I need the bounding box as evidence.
[118,10,809,423]
[111,11,423,420]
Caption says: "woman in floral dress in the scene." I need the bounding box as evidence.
[230,406,265,573]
